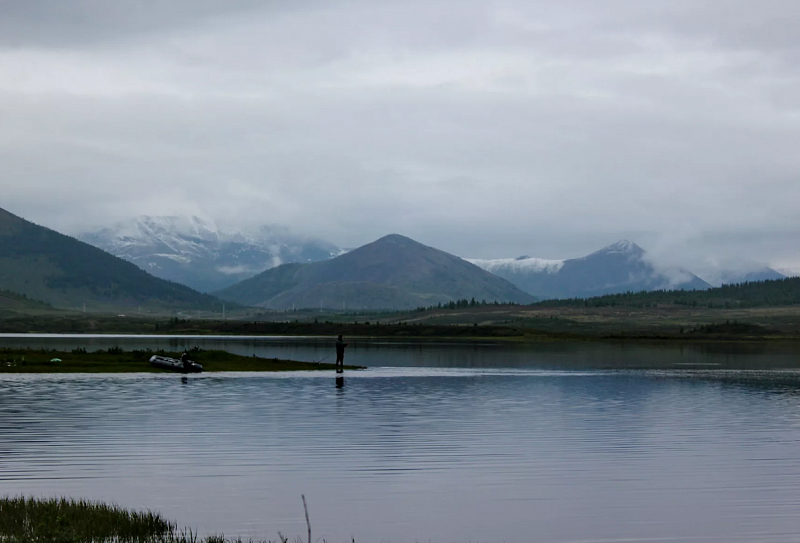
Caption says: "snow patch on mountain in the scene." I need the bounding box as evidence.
[467,257,565,274]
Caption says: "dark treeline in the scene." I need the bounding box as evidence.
[413,298,518,312]
[534,277,800,309]
[264,298,518,317]
[160,319,528,338]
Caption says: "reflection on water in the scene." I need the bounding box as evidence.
[2,337,800,541]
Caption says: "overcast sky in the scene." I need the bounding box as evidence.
[1,0,799,271]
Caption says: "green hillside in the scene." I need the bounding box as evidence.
[0,288,55,319]
[0,207,226,311]
[536,277,800,309]
[217,234,535,310]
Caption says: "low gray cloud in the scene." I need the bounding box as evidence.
[1,0,799,271]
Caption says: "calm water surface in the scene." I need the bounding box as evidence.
[2,336,800,542]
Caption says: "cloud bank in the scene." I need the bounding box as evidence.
[1,0,799,269]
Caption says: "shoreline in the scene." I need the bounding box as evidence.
[1,329,797,343]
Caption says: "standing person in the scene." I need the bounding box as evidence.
[335,335,348,374]
[181,351,191,371]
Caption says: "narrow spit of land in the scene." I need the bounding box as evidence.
[0,348,363,373]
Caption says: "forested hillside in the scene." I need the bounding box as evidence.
[535,277,800,309]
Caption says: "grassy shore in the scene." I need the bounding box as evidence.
[0,348,363,373]
[0,496,275,542]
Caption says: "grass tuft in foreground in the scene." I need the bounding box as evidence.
[0,496,174,542]
[0,496,285,542]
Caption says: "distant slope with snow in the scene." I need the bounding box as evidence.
[469,240,711,299]
[79,216,340,292]
[467,256,565,275]
[696,266,786,287]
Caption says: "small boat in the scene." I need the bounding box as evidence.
[149,355,203,373]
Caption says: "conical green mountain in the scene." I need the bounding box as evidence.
[0,207,224,311]
[216,234,536,309]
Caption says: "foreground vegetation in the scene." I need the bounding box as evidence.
[0,347,361,373]
[0,496,281,542]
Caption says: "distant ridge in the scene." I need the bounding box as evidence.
[0,207,225,311]
[216,234,535,309]
[469,240,710,298]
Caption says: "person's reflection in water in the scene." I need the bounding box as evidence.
[181,376,189,385]
[335,376,344,389]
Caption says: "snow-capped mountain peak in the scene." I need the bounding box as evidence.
[468,240,709,299]
[592,239,644,256]
[78,216,340,292]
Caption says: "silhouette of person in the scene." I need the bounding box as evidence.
[335,335,348,374]
[181,351,191,371]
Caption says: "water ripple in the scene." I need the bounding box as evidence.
[1,352,800,541]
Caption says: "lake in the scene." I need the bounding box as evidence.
[2,335,800,542]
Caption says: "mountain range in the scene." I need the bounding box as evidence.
[79,215,788,300]
[79,216,340,293]
[467,240,712,299]
[0,207,223,311]
[215,234,535,309]
[468,240,786,298]
[1,208,790,312]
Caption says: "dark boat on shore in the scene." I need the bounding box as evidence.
[149,355,203,373]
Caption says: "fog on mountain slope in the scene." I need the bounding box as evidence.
[468,240,711,299]
[692,265,786,287]
[216,234,535,310]
[79,216,340,292]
